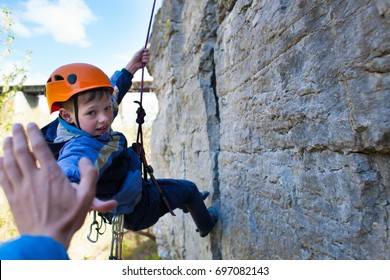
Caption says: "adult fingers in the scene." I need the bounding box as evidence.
[26,123,57,168]
[76,157,98,211]
[10,124,38,174]
[0,157,14,196]
[91,198,117,213]
[2,136,22,184]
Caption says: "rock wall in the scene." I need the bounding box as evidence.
[148,0,390,259]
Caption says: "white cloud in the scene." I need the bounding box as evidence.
[12,20,33,38]
[0,57,45,86]
[24,71,48,85]
[0,58,26,85]
[13,0,96,47]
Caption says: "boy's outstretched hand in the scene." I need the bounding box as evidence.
[126,47,150,75]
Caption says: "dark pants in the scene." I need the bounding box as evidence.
[123,179,214,235]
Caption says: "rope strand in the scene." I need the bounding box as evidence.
[134,0,175,216]
[139,0,157,105]
[137,0,156,146]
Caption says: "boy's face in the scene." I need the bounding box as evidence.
[60,92,114,136]
[77,93,114,136]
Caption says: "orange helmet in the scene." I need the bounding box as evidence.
[45,63,114,113]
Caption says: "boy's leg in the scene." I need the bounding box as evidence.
[122,181,162,231]
[183,190,209,213]
[156,179,217,237]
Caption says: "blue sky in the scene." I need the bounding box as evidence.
[0,0,163,85]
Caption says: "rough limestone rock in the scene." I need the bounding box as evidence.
[148,0,390,259]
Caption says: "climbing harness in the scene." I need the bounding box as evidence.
[86,0,176,260]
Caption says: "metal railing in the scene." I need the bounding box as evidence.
[0,80,154,96]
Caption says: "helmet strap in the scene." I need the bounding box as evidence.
[73,95,81,129]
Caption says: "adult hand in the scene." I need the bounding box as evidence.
[0,123,116,249]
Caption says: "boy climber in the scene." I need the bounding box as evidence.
[41,48,218,237]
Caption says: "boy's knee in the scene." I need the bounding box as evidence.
[182,180,200,197]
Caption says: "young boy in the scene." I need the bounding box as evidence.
[41,48,218,237]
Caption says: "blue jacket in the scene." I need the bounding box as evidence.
[56,118,143,214]
[0,235,69,260]
[42,68,143,215]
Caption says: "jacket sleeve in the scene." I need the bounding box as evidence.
[0,235,69,260]
[110,68,134,105]
[57,138,101,183]
[57,135,126,184]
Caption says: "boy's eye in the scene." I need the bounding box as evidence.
[86,111,96,116]
[105,106,112,111]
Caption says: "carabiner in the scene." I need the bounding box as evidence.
[87,211,101,243]
[109,214,125,260]
[96,213,107,235]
